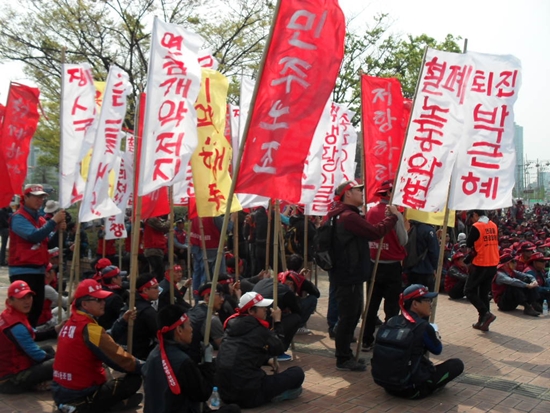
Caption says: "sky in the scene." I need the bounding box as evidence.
[0,0,549,162]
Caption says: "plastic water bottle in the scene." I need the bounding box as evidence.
[87,249,92,260]
[543,300,548,316]
[208,386,220,410]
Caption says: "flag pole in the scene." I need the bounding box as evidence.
[57,46,67,323]
[278,219,287,271]
[265,202,273,270]
[303,214,309,270]
[198,217,212,281]
[168,186,175,304]
[233,212,240,281]
[203,0,282,347]
[186,214,192,302]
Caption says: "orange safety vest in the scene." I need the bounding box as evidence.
[472,220,499,267]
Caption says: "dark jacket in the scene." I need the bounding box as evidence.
[327,203,397,285]
[252,278,301,315]
[216,314,284,404]
[157,279,191,312]
[132,294,158,360]
[407,222,439,275]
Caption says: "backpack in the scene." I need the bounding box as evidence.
[402,224,428,269]
[313,214,340,271]
[284,226,300,255]
[371,315,428,390]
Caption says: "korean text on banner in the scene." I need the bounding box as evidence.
[361,75,407,204]
[60,64,97,208]
[138,17,203,196]
[0,83,40,206]
[191,69,242,217]
[235,0,345,203]
[79,66,131,222]
[105,152,133,240]
[449,52,521,210]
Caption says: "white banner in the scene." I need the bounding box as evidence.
[198,47,219,71]
[138,17,203,196]
[105,152,133,240]
[79,66,131,222]
[449,52,521,210]
[302,102,357,216]
[59,64,97,208]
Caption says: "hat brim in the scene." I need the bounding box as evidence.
[424,292,438,299]
[11,290,35,299]
[88,289,113,299]
[28,191,48,196]
[44,206,59,213]
[255,298,274,307]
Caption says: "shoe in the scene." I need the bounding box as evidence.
[336,359,367,372]
[357,357,367,365]
[271,386,303,403]
[524,304,540,317]
[111,393,143,411]
[58,405,77,413]
[532,302,543,313]
[328,328,336,339]
[277,353,293,362]
[478,312,497,331]
[296,327,311,335]
[361,342,374,352]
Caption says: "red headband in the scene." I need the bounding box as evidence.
[138,278,158,292]
[239,293,266,313]
[218,278,234,285]
[398,286,432,323]
[335,182,355,201]
[157,313,189,395]
[199,287,211,297]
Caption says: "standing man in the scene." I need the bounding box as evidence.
[0,205,11,266]
[404,220,439,292]
[362,180,408,352]
[328,179,398,372]
[465,209,500,331]
[144,216,170,282]
[9,184,66,327]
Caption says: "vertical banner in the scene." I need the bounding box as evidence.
[191,69,242,217]
[138,17,203,196]
[79,66,131,222]
[60,64,97,208]
[236,0,345,202]
[449,52,521,209]
[0,83,40,206]
[361,75,407,203]
[105,152,133,240]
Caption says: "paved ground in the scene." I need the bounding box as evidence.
[0,265,549,413]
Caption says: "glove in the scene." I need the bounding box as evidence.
[202,343,213,363]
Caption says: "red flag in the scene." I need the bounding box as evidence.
[361,75,407,203]
[236,0,345,203]
[0,83,40,207]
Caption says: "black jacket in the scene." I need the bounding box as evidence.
[132,294,158,360]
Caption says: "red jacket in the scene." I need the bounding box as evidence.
[37,298,53,326]
[366,202,406,261]
[8,208,50,267]
[143,221,167,250]
[0,307,35,378]
[190,217,221,249]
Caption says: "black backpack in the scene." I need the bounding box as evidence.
[313,213,341,271]
[371,315,428,390]
[402,224,428,269]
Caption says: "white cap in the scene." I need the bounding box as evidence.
[238,292,273,311]
[457,233,466,242]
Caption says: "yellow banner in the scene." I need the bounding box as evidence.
[192,69,242,217]
[405,208,456,227]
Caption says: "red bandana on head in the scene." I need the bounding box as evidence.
[156,314,189,395]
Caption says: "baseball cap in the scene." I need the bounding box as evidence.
[8,281,35,299]
[518,242,536,252]
[95,258,112,271]
[24,184,48,196]
[451,252,465,261]
[238,292,273,311]
[101,265,121,279]
[528,252,550,263]
[375,179,393,195]
[74,279,112,300]
[401,284,438,302]
[498,253,516,267]
[335,180,364,200]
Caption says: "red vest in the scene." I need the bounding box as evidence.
[0,307,35,378]
[190,217,221,249]
[175,228,187,245]
[96,238,116,255]
[38,298,53,326]
[143,221,167,250]
[53,311,106,390]
[491,270,510,305]
[366,202,406,261]
[472,220,499,267]
[125,229,144,254]
[8,208,50,267]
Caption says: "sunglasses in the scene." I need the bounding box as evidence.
[84,297,105,303]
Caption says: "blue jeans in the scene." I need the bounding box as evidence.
[191,245,226,303]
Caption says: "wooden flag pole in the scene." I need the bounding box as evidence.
[278,219,287,271]
[57,46,66,323]
[168,186,175,304]
[273,200,281,308]
[198,217,212,282]
[203,0,282,347]
[68,218,81,304]
[303,214,309,269]
[265,202,273,270]
[102,231,106,259]
[233,212,240,281]
[187,217,192,303]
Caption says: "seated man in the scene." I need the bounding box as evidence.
[37,263,68,333]
[143,304,240,413]
[216,292,305,408]
[492,253,541,316]
[158,265,192,312]
[0,281,57,394]
[52,279,143,411]
[444,252,469,299]
[132,274,160,359]
[97,265,128,330]
[187,283,225,364]
[371,284,464,399]
[524,252,550,302]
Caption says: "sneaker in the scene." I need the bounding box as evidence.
[277,353,293,362]
[296,327,311,335]
[532,302,543,313]
[478,312,497,331]
[271,386,303,403]
[111,393,143,411]
[58,405,77,413]
[524,305,540,317]
[361,342,374,352]
[336,359,367,372]
[357,357,367,365]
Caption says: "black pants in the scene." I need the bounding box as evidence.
[0,348,54,394]
[335,283,363,364]
[147,255,165,282]
[408,272,435,292]
[9,272,45,327]
[280,313,301,352]
[234,366,304,408]
[53,374,142,412]
[447,279,466,299]
[465,265,496,318]
[498,285,539,311]
[363,262,402,346]
[386,358,464,399]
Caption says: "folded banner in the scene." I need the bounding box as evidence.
[191,69,242,217]
[405,208,456,227]
[59,64,97,208]
[79,66,131,222]
[361,75,407,203]
[236,0,345,202]
[105,151,133,240]
[393,48,521,212]
[138,17,203,196]
[0,83,40,206]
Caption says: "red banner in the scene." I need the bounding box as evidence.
[0,83,40,207]
[235,0,345,203]
[361,75,408,203]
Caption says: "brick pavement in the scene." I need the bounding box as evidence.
[0,265,549,413]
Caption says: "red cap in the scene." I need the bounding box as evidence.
[451,252,465,261]
[23,184,48,196]
[74,279,112,300]
[528,252,550,263]
[8,281,35,299]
